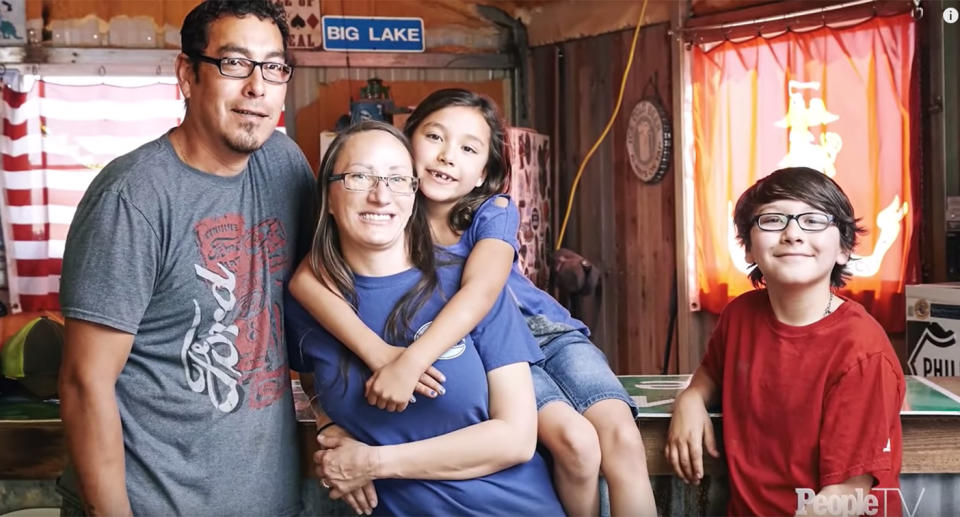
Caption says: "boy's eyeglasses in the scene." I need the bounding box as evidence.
[329,172,419,195]
[192,55,294,84]
[753,212,835,232]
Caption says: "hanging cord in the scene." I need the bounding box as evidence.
[554,0,650,250]
[661,273,678,375]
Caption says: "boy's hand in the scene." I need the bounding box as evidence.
[365,353,445,412]
[665,390,719,485]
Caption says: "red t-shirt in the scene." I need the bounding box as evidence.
[701,289,905,517]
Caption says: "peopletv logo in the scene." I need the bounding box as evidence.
[795,488,925,517]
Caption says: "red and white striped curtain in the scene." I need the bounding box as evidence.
[0,70,183,312]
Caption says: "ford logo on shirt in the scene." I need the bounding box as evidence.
[414,321,466,360]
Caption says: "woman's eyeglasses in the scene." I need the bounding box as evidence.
[329,172,419,195]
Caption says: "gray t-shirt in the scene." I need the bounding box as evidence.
[59,131,316,516]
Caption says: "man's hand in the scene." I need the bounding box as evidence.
[665,390,720,484]
[367,346,445,409]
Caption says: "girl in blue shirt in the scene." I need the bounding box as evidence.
[290,90,656,516]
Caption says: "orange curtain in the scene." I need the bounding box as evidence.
[691,14,918,331]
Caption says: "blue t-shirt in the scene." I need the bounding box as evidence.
[285,265,562,517]
[445,194,588,335]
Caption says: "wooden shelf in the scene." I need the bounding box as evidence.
[0,46,514,69]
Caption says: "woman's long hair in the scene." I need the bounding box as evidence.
[309,121,439,387]
[403,88,508,233]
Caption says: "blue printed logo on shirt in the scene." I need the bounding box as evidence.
[414,321,466,360]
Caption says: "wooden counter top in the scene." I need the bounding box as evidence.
[4,375,960,479]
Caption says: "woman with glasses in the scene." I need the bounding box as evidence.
[285,121,563,516]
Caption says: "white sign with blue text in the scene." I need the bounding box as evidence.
[322,16,424,52]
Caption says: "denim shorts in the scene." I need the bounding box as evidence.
[530,330,638,418]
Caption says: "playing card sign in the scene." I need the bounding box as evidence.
[275,0,322,49]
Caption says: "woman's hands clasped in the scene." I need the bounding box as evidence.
[316,428,382,515]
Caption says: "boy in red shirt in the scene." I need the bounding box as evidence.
[666,167,905,516]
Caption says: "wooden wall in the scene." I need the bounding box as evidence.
[530,23,677,375]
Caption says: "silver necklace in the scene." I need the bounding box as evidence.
[824,291,834,317]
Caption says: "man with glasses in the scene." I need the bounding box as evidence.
[57,1,315,515]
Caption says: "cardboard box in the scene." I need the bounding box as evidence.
[906,283,960,376]
[319,131,337,164]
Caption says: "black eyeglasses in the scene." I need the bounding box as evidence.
[753,212,835,232]
[329,172,419,195]
[192,55,294,84]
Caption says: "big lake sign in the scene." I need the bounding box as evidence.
[321,16,425,52]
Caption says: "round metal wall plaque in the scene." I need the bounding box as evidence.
[626,98,672,184]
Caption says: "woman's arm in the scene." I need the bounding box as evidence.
[365,237,514,410]
[317,361,538,491]
[289,258,445,400]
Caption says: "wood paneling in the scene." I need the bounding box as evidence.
[611,24,677,375]
[573,32,618,365]
[690,0,779,16]
[43,0,187,26]
[0,424,66,479]
[516,0,671,47]
[531,23,676,374]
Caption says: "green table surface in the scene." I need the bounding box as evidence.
[620,374,960,417]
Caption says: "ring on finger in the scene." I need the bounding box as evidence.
[321,479,331,489]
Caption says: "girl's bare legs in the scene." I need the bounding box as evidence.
[584,399,658,516]
[538,401,602,517]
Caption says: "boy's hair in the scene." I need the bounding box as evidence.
[732,167,867,288]
[403,88,507,233]
[180,0,290,79]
